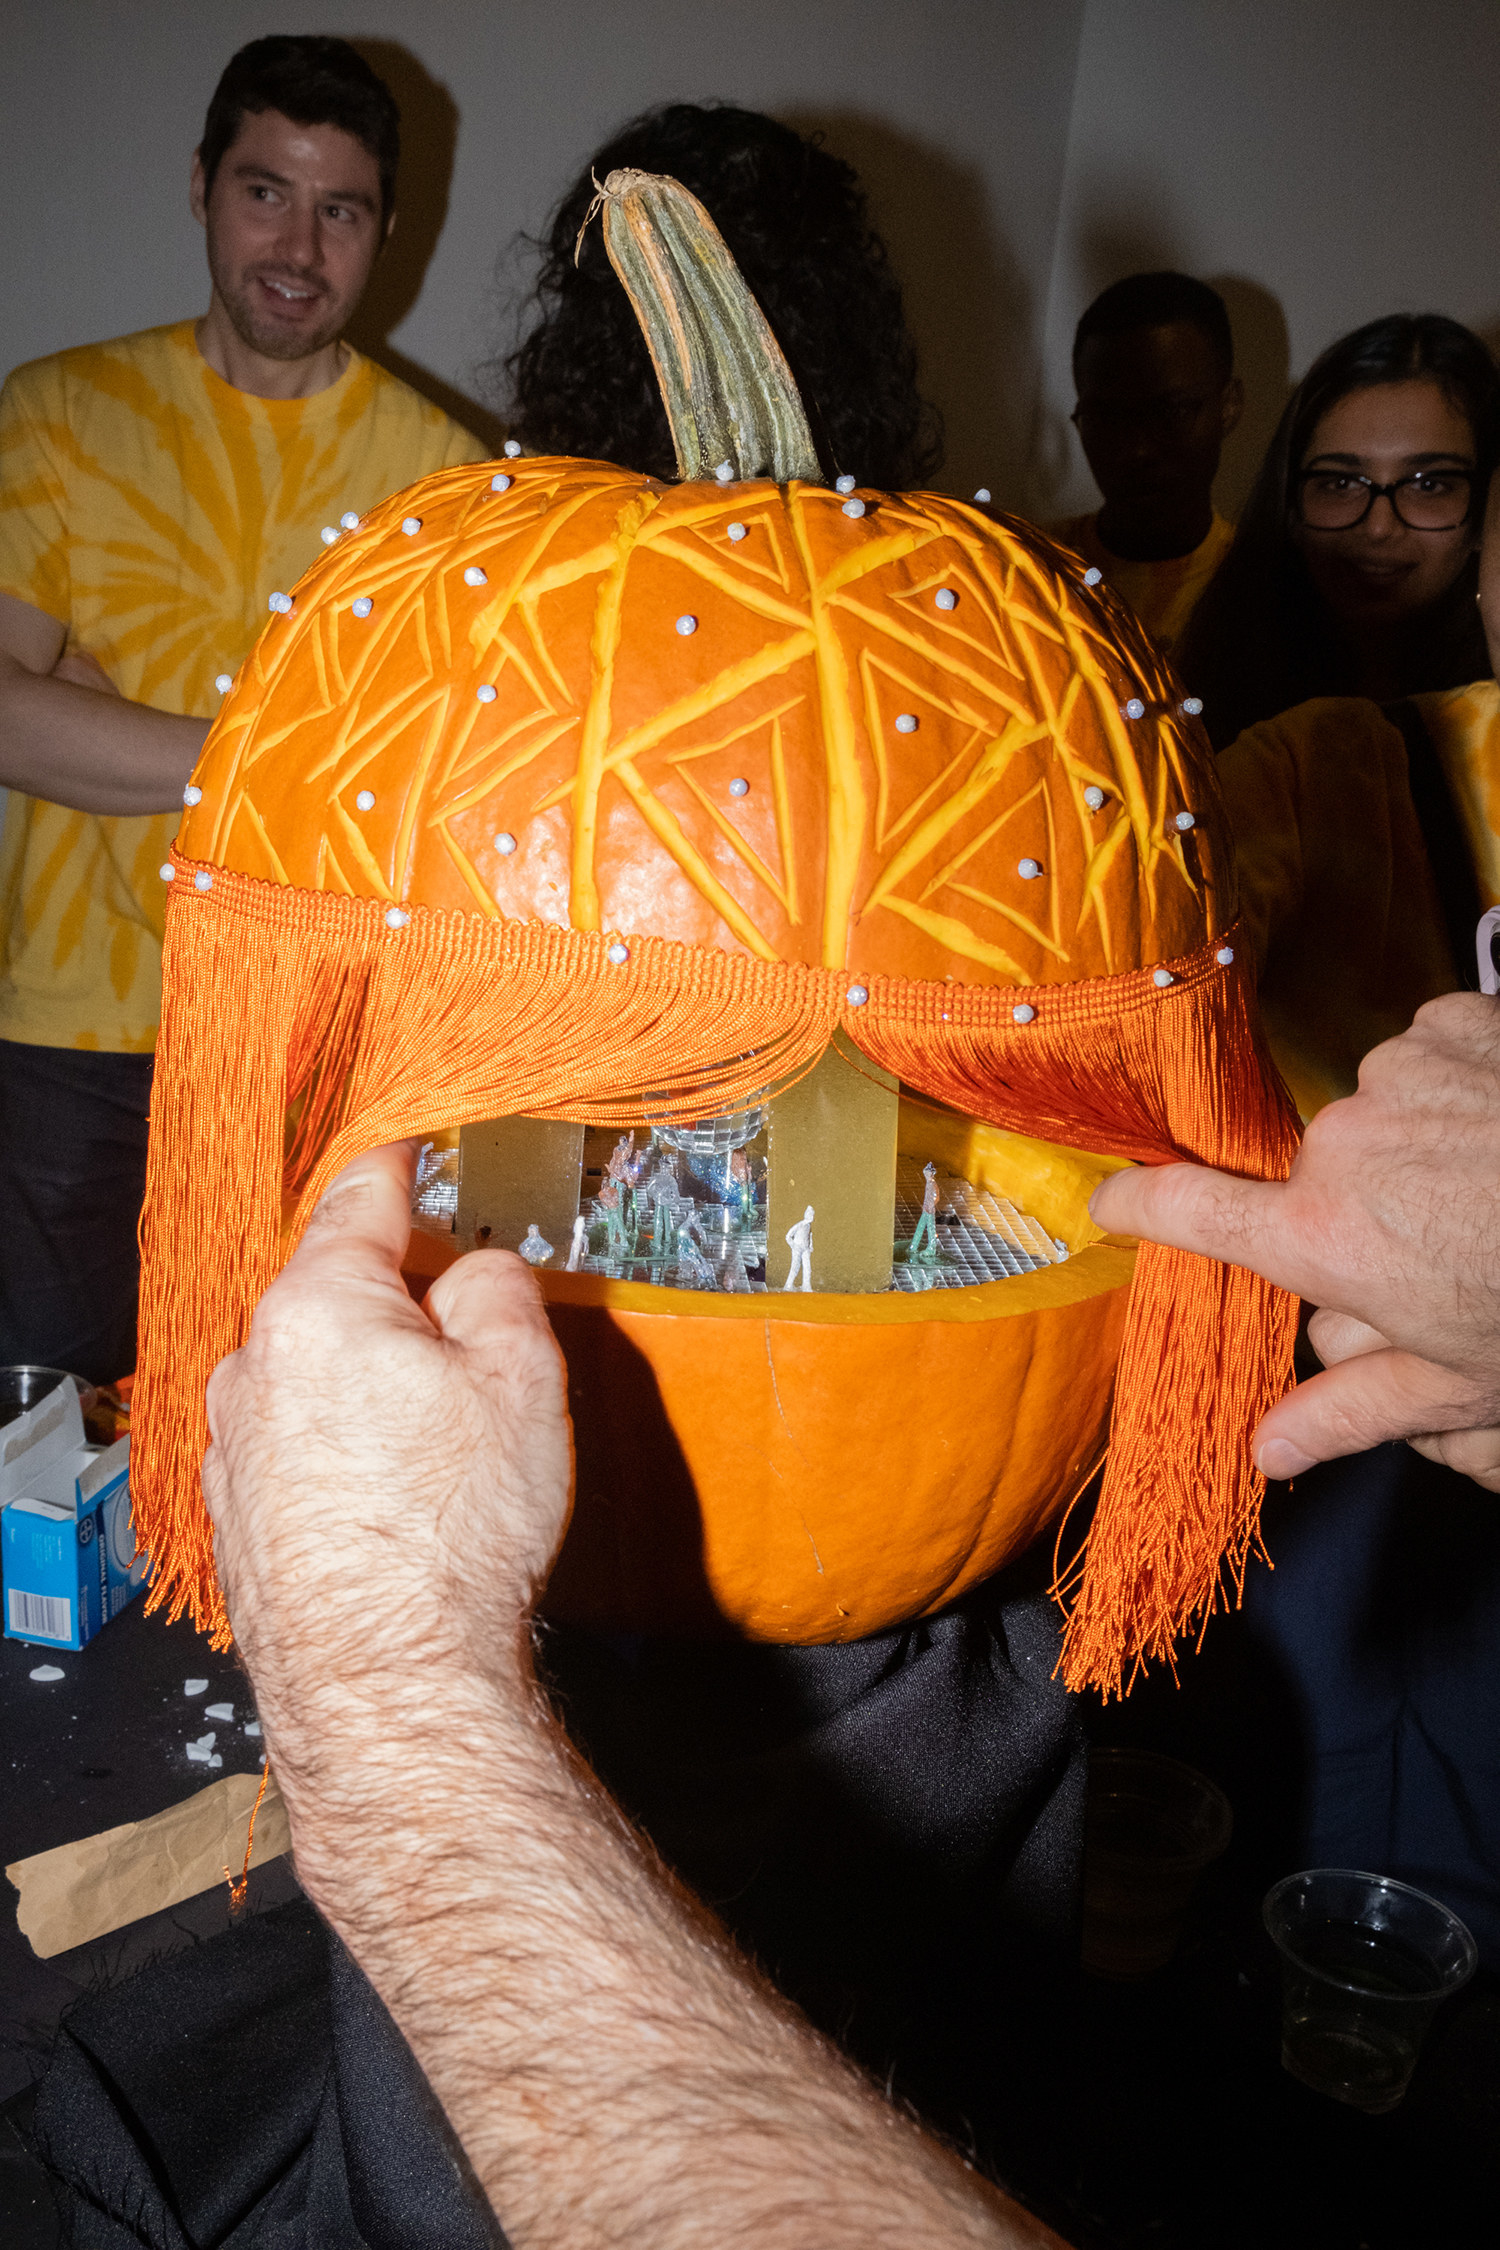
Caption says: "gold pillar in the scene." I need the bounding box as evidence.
[766,1031,897,1294]
[457,1116,583,1265]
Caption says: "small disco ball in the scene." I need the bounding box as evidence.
[648,1101,767,1156]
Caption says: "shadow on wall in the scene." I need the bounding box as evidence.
[1210,276,1291,521]
[343,38,506,454]
[780,108,1034,506]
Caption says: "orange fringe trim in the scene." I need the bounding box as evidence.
[136,856,1299,1696]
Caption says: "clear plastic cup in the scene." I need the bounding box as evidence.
[1081,1747,1234,1977]
[1263,1868,1477,2112]
[0,1365,96,1430]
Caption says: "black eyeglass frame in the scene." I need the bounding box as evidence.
[1293,467,1477,532]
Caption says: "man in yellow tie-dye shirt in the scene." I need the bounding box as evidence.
[0,36,486,1381]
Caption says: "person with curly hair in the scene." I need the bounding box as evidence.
[503,101,942,491]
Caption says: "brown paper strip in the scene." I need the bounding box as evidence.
[5,1770,289,1958]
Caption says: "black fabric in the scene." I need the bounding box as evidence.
[0,1039,153,1384]
[541,1575,1085,2076]
[1384,696,1484,987]
[32,1904,500,2248]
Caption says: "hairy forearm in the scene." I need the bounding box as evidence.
[270,1654,1061,2250]
[0,654,206,812]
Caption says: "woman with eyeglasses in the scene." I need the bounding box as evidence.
[1180,313,1497,750]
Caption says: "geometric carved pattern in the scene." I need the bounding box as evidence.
[180,459,1232,988]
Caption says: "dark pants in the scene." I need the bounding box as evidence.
[0,1038,153,1385]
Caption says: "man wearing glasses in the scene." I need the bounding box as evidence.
[1051,271,1242,654]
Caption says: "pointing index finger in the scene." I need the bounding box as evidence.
[287,1140,421,1289]
[1088,1160,1309,1297]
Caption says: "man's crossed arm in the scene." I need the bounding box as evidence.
[0,588,205,813]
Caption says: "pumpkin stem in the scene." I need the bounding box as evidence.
[587,168,824,486]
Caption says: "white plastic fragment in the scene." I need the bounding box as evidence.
[476,683,497,702]
[186,1732,217,1762]
[934,587,958,610]
[675,614,698,635]
[184,1679,208,1696]
[340,510,359,530]
[494,832,517,855]
[504,438,522,457]
[401,516,422,535]
[841,497,866,518]
[1153,969,1175,988]
[1083,785,1105,810]
[895,713,918,734]
[846,984,869,1007]
[351,596,373,618]
[727,521,747,541]
[204,1702,234,1722]
[729,777,749,798]
[215,673,233,693]
[1053,1238,1070,1259]
[29,1665,64,1683]
[245,1721,262,1738]
[1012,1003,1036,1024]
[835,475,857,493]
[1083,566,1102,586]
[1017,857,1041,880]
[209,1755,223,1768]
[491,472,512,493]
[1216,945,1235,966]
[193,870,213,892]
[385,906,410,930]
[464,565,487,587]
[182,784,202,806]
[355,790,375,812]
[606,942,629,965]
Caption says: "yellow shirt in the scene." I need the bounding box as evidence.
[1413,677,1500,911]
[0,321,486,1051]
[1051,511,1234,655]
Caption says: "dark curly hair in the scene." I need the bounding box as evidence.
[502,102,942,490]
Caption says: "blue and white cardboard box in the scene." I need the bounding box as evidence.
[1,1382,143,1650]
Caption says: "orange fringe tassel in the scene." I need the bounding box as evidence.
[135,857,1299,1695]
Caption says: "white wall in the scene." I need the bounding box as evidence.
[1038,0,1500,520]
[0,0,1086,505]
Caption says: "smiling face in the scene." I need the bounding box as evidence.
[191,108,389,365]
[1293,378,1479,631]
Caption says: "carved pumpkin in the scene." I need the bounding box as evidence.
[139,172,1299,1693]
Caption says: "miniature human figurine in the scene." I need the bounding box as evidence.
[784,1204,815,1293]
[729,1145,756,1222]
[606,1132,635,1187]
[909,1161,940,1263]
[565,1214,588,1272]
[518,1223,554,1266]
[676,1217,717,1290]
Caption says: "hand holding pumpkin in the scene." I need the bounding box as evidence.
[1089,990,1500,1488]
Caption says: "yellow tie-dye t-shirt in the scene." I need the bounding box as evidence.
[0,321,486,1051]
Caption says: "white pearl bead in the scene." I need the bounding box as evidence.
[675,615,697,635]
[385,906,410,929]
[494,832,517,855]
[321,526,339,545]
[464,566,487,587]
[835,475,856,494]
[1012,1003,1036,1024]
[268,592,290,613]
[895,713,918,734]
[1153,969,1174,987]
[401,517,422,535]
[606,942,629,965]
[1083,567,1102,586]
[340,511,360,530]
[491,473,512,493]
[476,683,498,702]
[973,487,992,503]
[351,596,373,618]
[1083,785,1105,810]
[214,673,233,694]
[934,588,957,610]
[846,983,869,1007]
[504,438,522,457]
[715,460,734,482]
[182,784,202,806]
[1018,857,1041,879]
[355,790,375,812]
[1122,698,1145,720]
[1175,811,1196,832]
[158,862,176,882]
[1216,945,1235,966]
[1180,697,1204,717]
[842,497,866,518]
[729,777,749,798]
[194,870,213,892]
[727,522,747,542]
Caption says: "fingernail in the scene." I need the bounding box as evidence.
[1257,1438,1316,1481]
